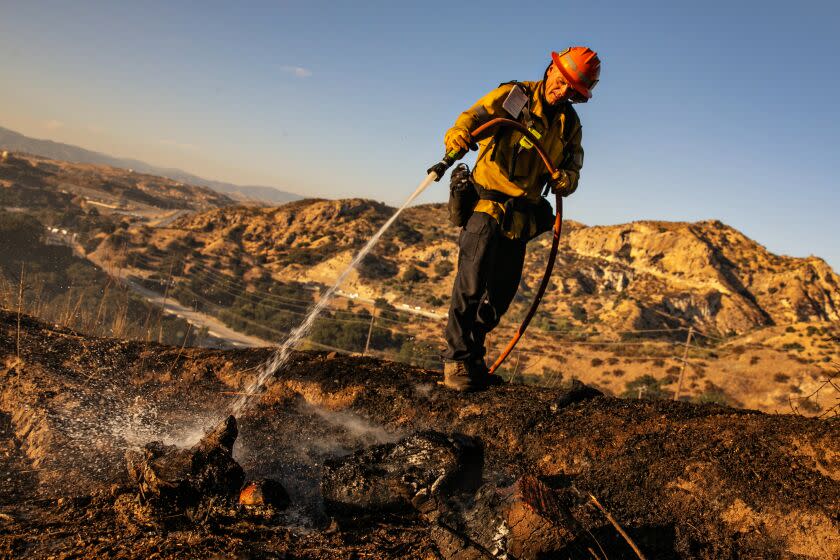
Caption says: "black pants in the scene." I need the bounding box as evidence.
[443,212,526,362]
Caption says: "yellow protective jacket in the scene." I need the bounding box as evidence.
[446,80,584,222]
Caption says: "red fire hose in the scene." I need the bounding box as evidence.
[429,118,564,376]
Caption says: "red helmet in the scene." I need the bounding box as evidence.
[551,46,601,100]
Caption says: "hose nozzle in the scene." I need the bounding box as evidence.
[427,148,466,182]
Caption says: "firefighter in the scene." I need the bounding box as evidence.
[441,47,601,391]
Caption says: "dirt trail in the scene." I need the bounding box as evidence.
[0,309,837,559]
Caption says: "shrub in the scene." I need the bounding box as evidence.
[693,384,731,405]
[773,373,790,383]
[392,221,423,244]
[401,265,428,283]
[357,254,398,280]
[374,297,396,312]
[570,303,587,323]
[426,295,445,307]
[590,358,604,367]
[434,259,454,278]
[621,374,672,400]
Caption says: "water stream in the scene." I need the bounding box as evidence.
[229,171,439,416]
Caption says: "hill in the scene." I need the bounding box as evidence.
[0,126,302,205]
[0,150,232,213]
[0,153,239,347]
[0,209,206,347]
[116,198,840,335]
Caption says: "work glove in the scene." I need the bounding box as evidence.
[549,169,576,197]
[444,127,473,154]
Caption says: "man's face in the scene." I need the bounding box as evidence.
[544,63,576,105]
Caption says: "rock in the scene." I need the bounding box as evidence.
[501,476,577,558]
[430,476,578,560]
[123,415,244,518]
[322,431,483,514]
[239,479,290,509]
[553,379,603,409]
[321,431,577,559]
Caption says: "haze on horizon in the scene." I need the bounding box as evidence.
[1,0,838,272]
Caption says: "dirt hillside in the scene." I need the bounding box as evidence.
[0,309,837,559]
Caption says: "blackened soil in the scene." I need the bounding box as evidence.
[0,309,838,559]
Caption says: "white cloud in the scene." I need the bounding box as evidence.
[44,119,64,130]
[159,139,197,151]
[280,65,312,78]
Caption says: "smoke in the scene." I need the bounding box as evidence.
[302,402,400,448]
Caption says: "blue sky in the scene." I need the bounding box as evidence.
[2,0,839,271]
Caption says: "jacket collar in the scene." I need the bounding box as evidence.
[525,80,568,128]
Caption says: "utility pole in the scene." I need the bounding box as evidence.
[673,326,694,401]
[16,263,24,359]
[638,385,646,400]
[363,310,376,356]
[512,349,522,384]
[157,259,176,344]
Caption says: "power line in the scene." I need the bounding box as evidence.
[130,252,431,325]
[119,254,836,367]
[169,280,420,341]
[127,253,733,341]
[130,253,401,326]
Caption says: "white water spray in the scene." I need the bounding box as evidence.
[229,171,439,416]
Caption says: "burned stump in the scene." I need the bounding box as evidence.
[121,415,246,525]
[322,431,483,515]
[432,475,579,560]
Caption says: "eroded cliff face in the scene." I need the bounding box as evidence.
[564,219,840,332]
[1,310,837,559]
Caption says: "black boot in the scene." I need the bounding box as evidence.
[469,357,506,389]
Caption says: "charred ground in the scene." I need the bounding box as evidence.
[0,308,837,559]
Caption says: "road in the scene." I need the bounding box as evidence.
[334,289,446,321]
[84,250,273,348]
[126,280,273,348]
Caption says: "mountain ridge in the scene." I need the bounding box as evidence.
[0,125,303,205]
